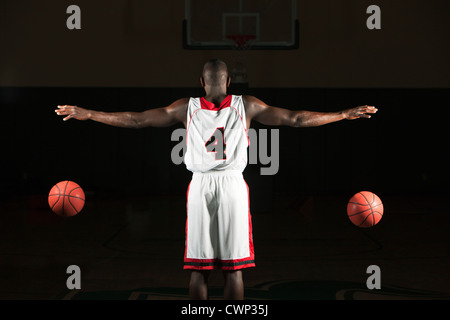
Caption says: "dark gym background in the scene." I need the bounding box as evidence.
[1,0,449,300]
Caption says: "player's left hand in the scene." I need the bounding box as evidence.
[344,105,377,120]
[55,105,91,121]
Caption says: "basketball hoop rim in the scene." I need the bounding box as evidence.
[226,34,257,49]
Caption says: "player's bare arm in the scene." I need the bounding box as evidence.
[55,98,189,128]
[243,95,377,128]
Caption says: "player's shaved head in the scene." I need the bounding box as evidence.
[202,59,229,87]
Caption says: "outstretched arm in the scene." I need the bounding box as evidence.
[243,95,377,128]
[55,98,189,128]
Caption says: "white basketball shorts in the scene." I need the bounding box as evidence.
[184,170,255,270]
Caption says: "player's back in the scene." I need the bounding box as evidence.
[184,95,249,172]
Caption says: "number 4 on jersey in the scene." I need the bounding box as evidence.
[205,127,226,160]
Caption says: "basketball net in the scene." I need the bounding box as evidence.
[226,35,256,84]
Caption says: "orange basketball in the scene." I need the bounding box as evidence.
[347,191,383,228]
[48,181,85,217]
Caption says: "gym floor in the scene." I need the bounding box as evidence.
[1,190,449,300]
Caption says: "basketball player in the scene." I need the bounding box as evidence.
[55,59,377,300]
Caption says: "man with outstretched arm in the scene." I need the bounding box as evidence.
[55,59,377,300]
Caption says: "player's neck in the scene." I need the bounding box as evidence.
[204,88,228,104]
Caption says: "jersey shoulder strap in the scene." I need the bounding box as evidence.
[230,95,247,130]
[187,97,201,126]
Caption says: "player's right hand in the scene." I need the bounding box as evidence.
[343,105,377,120]
[55,105,91,121]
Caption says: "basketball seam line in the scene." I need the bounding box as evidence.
[68,187,83,214]
[67,195,79,214]
[68,187,85,201]
[370,193,377,223]
[349,202,382,210]
[349,197,382,218]
[69,187,81,193]
[49,194,84,201]
[359,192,374,226]
[51,183,61,210]
[359,212,372,226]
[62,181,69,216]
[371,203,383,215]
[348,207,371,217]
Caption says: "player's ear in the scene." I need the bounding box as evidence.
[227,76,231,87]
[200,77,206,88]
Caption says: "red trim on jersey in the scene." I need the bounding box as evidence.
[244,179,255,264]
[231,106,250,147]
[187,96,248,147]
[186,108,202,146]
[200,95,232,111]
[184,181,192,259]
[183,257,255,270]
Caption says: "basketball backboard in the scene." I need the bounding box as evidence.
[183,0,299,50]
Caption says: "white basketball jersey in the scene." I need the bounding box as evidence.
[184,95,249,172]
